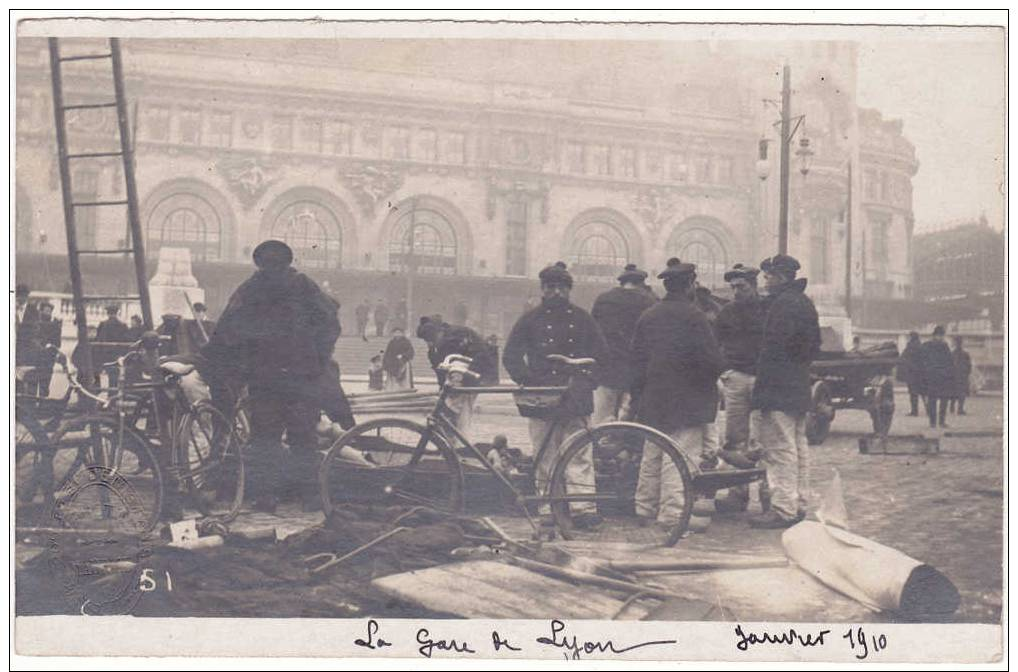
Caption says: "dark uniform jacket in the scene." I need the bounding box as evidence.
[714,296,767,374]
[917,339,955,397]
[383,335,415,376]
[15,309,40,367]
[751,278,821,414]
[953,348,972,396]
[95,316,132,369]
[590,286,657,389]
[34,317,62,366]
[897,339,923,384]
[503,298,609,416]
[427,323,496,387]
[630,292,725,433]
[203,267,340,384]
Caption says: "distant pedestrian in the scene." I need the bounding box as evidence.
[355,299,371,341]
[374,299,390,337]
[382,327,415,391]
[394,299,408,332]
[96,305,131,388]
[453,300,468,326]
[367,353,384,391]
[948,336,972,415]
[917,325,954,429]
[897,331,923,416]
[28,301,62,397]
[126,315,145,342]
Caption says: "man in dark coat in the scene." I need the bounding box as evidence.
[749,254,821,529]
[949,336,973,415]
[29,301,63,397]
[373,299,390,337]
[382,327,415,390]
[713,264,769,513]
[590,263,657,427]
[417,315,496,439]
[897,331,923,416]
[918,325,955,428]
[355,299,371,341]
[630,258,727,532]
[503,261,609,527]
[96,304,131,388]
[202,239,340,511]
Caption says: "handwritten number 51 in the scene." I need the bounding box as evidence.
[843,627,887,660]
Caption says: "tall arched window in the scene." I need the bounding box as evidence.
[270,200,342,269]
[666,225,728,290]
[568,220,629,282]
[388,207,458,275]
[147,192,223,262]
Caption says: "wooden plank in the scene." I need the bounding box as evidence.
[372,560,637,619]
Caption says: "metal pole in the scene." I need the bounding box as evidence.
[48,38,95,390]
[110,38,154,330]
[405,199,417,335]
[844,161,853,319]
[778,64,791,255]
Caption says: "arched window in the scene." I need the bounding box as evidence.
[568,220,629,282]
[666,226,728,290]
[147,192,223,262]
[270,200,342,269]
[388,207,458,275]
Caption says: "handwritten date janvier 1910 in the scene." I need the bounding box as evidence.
[735,625,888,659]
[354,619,676,659]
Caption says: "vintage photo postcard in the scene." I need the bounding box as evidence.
[11,10,1006,666]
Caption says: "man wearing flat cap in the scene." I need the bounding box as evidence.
[630,258,727,534]
[590,263,658,428]
[713,263,769,513]
[917,325,955,428]
[203,239,340,512]
[749,253,821,528]
[503,261,609,529]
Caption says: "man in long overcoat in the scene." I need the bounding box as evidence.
[503,261,609,528]
[749,254,821,529]
[382,327,415,391]
[949,336,973,415]
[918,325,955,428]
[202,239,340,511]
[590,263,657,427]
[897,331,923,416]
[630,258,726,533]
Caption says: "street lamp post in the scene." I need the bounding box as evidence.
[405,199,418,335]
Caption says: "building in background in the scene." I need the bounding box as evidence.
[16,37,918,337]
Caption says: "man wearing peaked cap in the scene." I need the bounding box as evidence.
[749,253,821,528]
[590,263,658,429]
[714,262,769,513]
[503,261,609,530]
[629,257,727,534]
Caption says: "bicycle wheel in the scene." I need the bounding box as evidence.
[50,417,164,534]
[318,418,463,516]
[174,401,245,520]
[548,421,694,547]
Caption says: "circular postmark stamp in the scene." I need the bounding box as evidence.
[45,465,155,616]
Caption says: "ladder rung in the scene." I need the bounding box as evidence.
[76,249,135,255]
[82,296,141,303]
[61,102,118,111]
[59,53,113,62]
[72,199,128,207]
[67,151,124,160]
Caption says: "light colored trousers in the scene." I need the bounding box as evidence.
[721,369,762,451]
[758,410,810,519]
[440,391,476,440]
[635,424,702,525]
[528,416,595,515]
[592,386,629,425]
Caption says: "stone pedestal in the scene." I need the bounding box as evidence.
[816,300,853,352]
[149,247,204,321]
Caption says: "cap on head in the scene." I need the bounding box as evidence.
[15,284,30,299]
[933,325,946,336]
[759,254,801,277]
[617,263,648,285]
[193,302,207,312]
[38,300,54,310]
[538,261,573,288]
[106,304,121,315]
[252,239,294,269]
[657,257,697,281]
[724,263,760,283]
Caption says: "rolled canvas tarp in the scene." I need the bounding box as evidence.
[782,521,960,620]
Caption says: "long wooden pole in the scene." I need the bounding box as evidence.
[778,64,791,255]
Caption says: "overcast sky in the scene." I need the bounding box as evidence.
[856,35,1004,232]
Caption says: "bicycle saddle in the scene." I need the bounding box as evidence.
[546,354,596,367]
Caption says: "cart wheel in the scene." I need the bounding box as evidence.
[806,381,835,445]
[318,418,463,516]
[547,421,693,547]
[869,378,896,436]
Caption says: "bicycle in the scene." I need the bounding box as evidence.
[318,354,762,546]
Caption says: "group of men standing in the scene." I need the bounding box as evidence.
[898,327,974,428]
[500,252,821,531]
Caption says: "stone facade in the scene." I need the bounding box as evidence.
[15,37,918,335]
